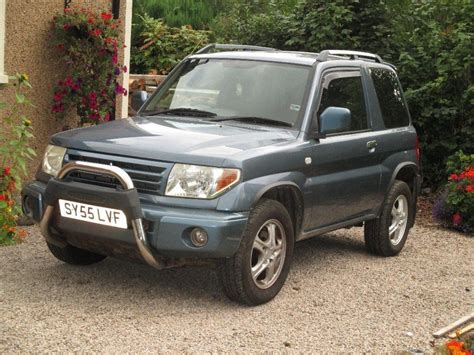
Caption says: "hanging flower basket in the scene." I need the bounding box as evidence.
[51,7,127,126]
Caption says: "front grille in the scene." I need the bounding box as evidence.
[65,149,172,195]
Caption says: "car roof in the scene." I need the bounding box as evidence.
[190,50,319,66]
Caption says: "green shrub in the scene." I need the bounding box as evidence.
[131,15,210,74]
[396,1,474,187]
[0,74,35,245]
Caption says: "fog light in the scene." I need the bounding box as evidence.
[190,228,208,247]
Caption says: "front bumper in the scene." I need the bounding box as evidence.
[22,162,248,266]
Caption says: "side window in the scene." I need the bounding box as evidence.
[370,68,410,128]
[317,73,368,133]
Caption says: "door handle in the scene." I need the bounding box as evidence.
[367,140,378,149]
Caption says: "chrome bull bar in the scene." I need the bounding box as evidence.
[39,161,165,269]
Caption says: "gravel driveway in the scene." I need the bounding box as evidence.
[1,220,472,353]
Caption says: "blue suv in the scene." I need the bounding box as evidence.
[22,45,422,305]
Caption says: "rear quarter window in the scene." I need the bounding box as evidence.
[370,68,410,128]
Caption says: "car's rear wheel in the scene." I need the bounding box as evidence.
[219,198,294,305]
[364,180,412,256]
[46,242,106,265]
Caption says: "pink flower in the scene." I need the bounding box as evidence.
[452,212,462,226]
[63,23,72,30]
[112,53,118,65]
[122,65,128,73]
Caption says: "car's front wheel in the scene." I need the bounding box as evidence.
[219,198,294,305]
[46,242,107,265]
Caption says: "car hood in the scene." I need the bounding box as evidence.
[51,116,299,166]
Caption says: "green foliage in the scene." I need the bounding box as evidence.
[131,15,210,74]
[0,74,35,245]
[212,0,474,188]
[211,0,298,48]
[396,1,474,187]
[133,0,229,30]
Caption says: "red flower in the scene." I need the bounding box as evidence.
[452,212,462,226]
[64,76,74,87]
[465,185,474,193]
[52,103,64,113]
[3,167,11,176]
[63,23,72,30]
[88,92,97,101]
[448,173,459,181]
[465,169,474,179]
[53,91,64,102]
[87,17,94,24]
[56,43,65,51]
[122,65,128,73]
[0,194,5,201]
[89,28,102,37]
[101,12,113,21]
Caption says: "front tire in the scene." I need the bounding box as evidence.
[46,242,106,265]
[219,199,294,305]
[364,180,412,256]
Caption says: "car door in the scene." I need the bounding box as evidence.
[305,68,382,230]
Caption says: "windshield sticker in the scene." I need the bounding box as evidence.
[290,104,301,111]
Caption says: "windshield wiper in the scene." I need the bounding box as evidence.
[209,116,293,127]
[142,108,217,118]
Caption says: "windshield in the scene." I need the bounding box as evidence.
[141,59,311,127]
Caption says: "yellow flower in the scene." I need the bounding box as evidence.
[24,119,32,127]
[6,207,12,213]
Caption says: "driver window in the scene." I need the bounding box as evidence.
[317,73,369,133]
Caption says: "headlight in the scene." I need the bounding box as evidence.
[42,144,67,177]
[165,164,240,199]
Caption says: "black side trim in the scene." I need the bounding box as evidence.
[44,179,142,219]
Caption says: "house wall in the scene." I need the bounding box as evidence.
[0,0,129,176]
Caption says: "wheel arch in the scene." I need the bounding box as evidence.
[252,182,305,238]
[389,162,419,196]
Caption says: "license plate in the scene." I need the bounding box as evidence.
[58,199,128,229]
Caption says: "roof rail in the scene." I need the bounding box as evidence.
[195,43,276,54]
[317,50,383,63]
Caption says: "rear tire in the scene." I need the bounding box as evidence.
[46,242,106,265]
[219,198,294,306]
[364,180,412,256]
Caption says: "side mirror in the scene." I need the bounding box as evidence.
[319,106,351,135]
[131,90,149,112]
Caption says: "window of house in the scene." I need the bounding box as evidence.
[0,0,7,84]
[317,73,369,133]
[370,68,410,128]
